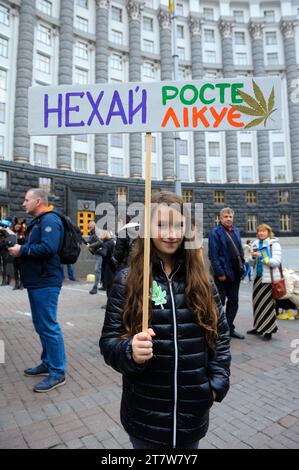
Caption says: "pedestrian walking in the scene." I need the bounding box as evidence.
[100,191,231,449]
[243,239,253,283]
[208,207,245,339]
[87,221,103,294]
[247,224,280,340]
[8,188,66,392]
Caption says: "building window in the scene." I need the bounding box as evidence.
[267,52,278,66]
[0,171,7,190]
[203,8,214,21]
[274,166,286,183]
[36,0,52,16]
[264,10,275,23]
[75,67,88,84]
[74,152,88,173]
[209,167,221,183]
[246,191,257,204]
[37,24,51,45]
[234,32,245,45]
[110,157,123,176]
[76,0,88,8]
[0,36,8,58]
[265,31,277,45]
[143,16,153,32]
[75,41,88,60]
[208,141,220,157]
[240,142,252,158]
[143,39,154,53]
[180,164,189,181]
[178,47,185,60]
[36,53,51,74]
[0,68,7,90]
[75,16,88,32]
[143,62,155,79]
[74,134,88,142]
[205,50,216,63]
[110,53,123,71]
[214,213,220,226]
[183,190,193,203]
[204,29,215,43]
[233,10,244,23]
[0,102,5,123]
[177,25,184,39]
[273,142,285,157]
[176,3,183,16]
[280,214,291,232]
[247,215,257,233]
[34,144,48,166]
[214,191,225,204]
[235,53,247,66]
[241,166,253,183]
[116,186,128,198]
[279,190,290,204]
[178,139,188,155]
[111,30,123,44]
[0,204,8,218]
[0,4,9,26]
[39,177,52,193]
[144,135,156,152]
[0,135,4,158]
[111,134,123,148]
[111,6,122,22]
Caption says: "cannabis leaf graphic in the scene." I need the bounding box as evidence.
[151,281,167,309]
[232,80,277,129]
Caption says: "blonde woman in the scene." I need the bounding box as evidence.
[247,224,280,340]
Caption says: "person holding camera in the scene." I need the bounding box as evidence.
[86,221,104,294]
[0,218,16,286]
[208,207,245,340]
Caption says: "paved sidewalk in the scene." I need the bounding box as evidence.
[0,281,299,449]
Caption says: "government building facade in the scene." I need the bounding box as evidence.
[0,0,299,236]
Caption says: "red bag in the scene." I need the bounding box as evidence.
[269,248,286,299]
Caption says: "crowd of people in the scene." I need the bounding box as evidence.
[2,188,299,448]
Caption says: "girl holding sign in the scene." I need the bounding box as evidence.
[100,191,231,449]
[247,224,281,340]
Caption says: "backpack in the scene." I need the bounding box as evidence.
[38,212,81,265]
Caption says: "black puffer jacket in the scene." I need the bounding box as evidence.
[100,258,231,448]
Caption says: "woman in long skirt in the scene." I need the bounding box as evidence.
[247,224,280,340]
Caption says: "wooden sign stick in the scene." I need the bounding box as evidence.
[142,132,152,332]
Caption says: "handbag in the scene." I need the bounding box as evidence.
[269,245,286,299]
[224,231,245,275]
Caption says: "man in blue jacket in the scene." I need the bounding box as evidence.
[208,207,245,340]
[9,188,66,392]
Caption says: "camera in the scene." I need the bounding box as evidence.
[0,218,12,229]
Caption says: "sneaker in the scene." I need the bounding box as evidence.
[24,363,49,377]
[33,375,66,393]
[89,287,98,294]
[263,333,272,340]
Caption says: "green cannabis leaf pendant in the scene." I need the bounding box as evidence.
[232,80,277,129]
[151,281,167,309]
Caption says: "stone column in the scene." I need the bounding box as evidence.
[56,0,74,170]
[95,0,109,175]
[189,13,206,182]
[13,0,34,163]
[219,17,238,183]
[281,18,299,182]
[249,20,271,183]
[158,7,174,180]
[127,0,143,178]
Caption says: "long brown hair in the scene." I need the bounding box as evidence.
[122,191,218,349]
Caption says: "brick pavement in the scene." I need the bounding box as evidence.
[0,280,299,449]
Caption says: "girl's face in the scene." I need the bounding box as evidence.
[151,205,185,257]
[258,228,269,240]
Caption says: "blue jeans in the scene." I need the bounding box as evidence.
[130,436,199,449]
[27,287,66,377]
[93,255,102,288]
[66,264,76,281]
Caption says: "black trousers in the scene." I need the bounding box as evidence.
[214,276,241,333]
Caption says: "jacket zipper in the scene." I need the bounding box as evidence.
[160,262,180,449]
